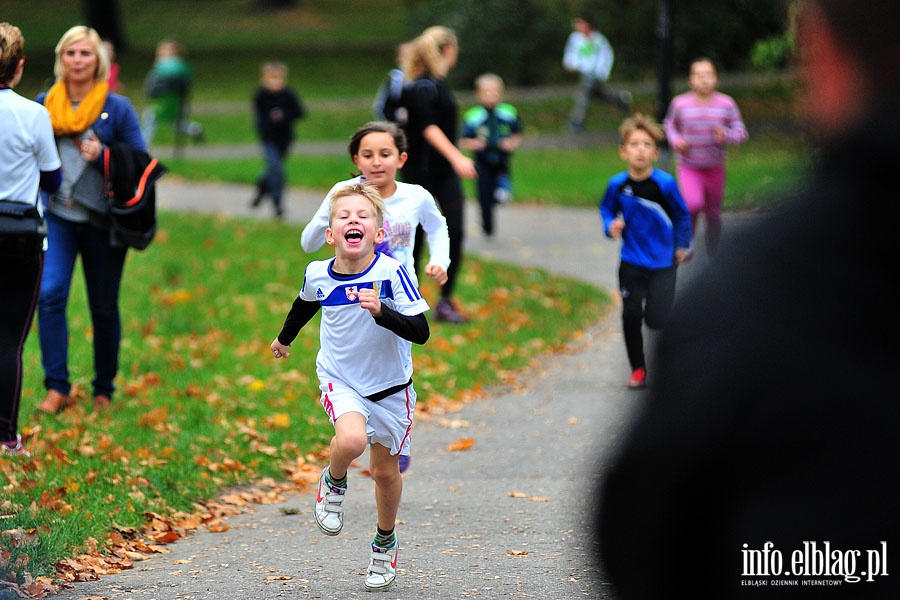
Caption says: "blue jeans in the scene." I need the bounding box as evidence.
[38,213,127,398]
[475,161,509,236]
[256,141,286,211]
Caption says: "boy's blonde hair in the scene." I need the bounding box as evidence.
[619,113,664,146]
[261,61,288,78]
[475,72,504,92]
[329,183,386,228]
[54,25,110,83]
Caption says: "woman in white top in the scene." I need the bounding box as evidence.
[0,22,62,457]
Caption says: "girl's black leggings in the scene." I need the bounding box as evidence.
[1,249,43,442]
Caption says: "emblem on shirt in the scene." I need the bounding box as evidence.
[316,288,325,300]
[345,286,359,301]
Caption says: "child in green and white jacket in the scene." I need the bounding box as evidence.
[460,73,523,237]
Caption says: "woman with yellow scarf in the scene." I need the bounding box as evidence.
[35,25,145,414]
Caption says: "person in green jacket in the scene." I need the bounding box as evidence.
[141,38,202,145]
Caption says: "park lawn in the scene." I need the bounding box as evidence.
[1,211,607,584]
[148,78,808,211]
[7,0,405,102]
[160,136,806,209]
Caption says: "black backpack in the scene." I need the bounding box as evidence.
[373,68,409,126]
[373,74,439,131]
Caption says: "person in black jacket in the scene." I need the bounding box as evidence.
[250,61,306,219]
[596,0,900,597]
[401,26,476,323]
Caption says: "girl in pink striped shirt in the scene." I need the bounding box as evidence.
[664,58,747,259]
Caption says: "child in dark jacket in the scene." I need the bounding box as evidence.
[251,61,306,218]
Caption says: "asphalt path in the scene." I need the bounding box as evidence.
[49,177,744,599]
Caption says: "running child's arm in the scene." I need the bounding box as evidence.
[375,306,430,345]
[420,196,450,285]
[499,132,523,153]
[299,187,338,253]
[599,182,623,238]
[723,108,749,145]
[459,136,487,152]
[271,296,320,358]
[665,177,693,255]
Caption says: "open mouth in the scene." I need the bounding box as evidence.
[345,228,364,242]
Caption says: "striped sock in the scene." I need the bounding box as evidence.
[326,469,347,489]
[374,527,395,548]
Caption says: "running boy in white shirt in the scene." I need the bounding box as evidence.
[271,183,429,592]
[300,121,448,473]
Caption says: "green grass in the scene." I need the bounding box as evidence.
[2,212,606,581]
[161,136,806,210]
[7,0,406,102]
[149,81,807,211]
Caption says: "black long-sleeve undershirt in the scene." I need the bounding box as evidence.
[276,296,430,346]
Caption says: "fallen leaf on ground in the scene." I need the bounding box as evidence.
[446,438,476,452]
[508,491,550,502]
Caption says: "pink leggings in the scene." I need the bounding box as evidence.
[676,164,725,257]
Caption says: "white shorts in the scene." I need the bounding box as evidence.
[319,379,416,457]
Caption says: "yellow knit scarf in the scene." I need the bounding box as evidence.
[44,80,109,135]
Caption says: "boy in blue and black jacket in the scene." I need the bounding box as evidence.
[600,113,691,390]
[461,73,523,237]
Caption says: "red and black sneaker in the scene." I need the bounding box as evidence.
[627,367,647,389]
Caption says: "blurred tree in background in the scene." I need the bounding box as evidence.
[406,0,572,87]
[406,0,789,87]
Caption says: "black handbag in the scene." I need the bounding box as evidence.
[0,200,47,257]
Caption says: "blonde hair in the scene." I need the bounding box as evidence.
[475,72,504,92]
[0,22,25,84]
[54,25,110,83]
[403,25,458,80]
[261,60,288,78]
[329,182,386,228]
[619,113,664,146]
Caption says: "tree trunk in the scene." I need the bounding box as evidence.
[82,0,127,51]
[254,0,299,10]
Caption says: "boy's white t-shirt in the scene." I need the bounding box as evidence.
[300,252,429,397]
[299,176,450,286]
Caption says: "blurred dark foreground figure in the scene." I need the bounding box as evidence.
[596,0,900,597]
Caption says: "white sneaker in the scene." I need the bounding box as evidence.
[365,538,398,591]
[494,174,512,204]
[1,434,30,457]
[314,467,346,536]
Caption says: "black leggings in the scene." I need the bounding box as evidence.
[1,249,43,442]
[618,261,677,371]
[409,171,464,299]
